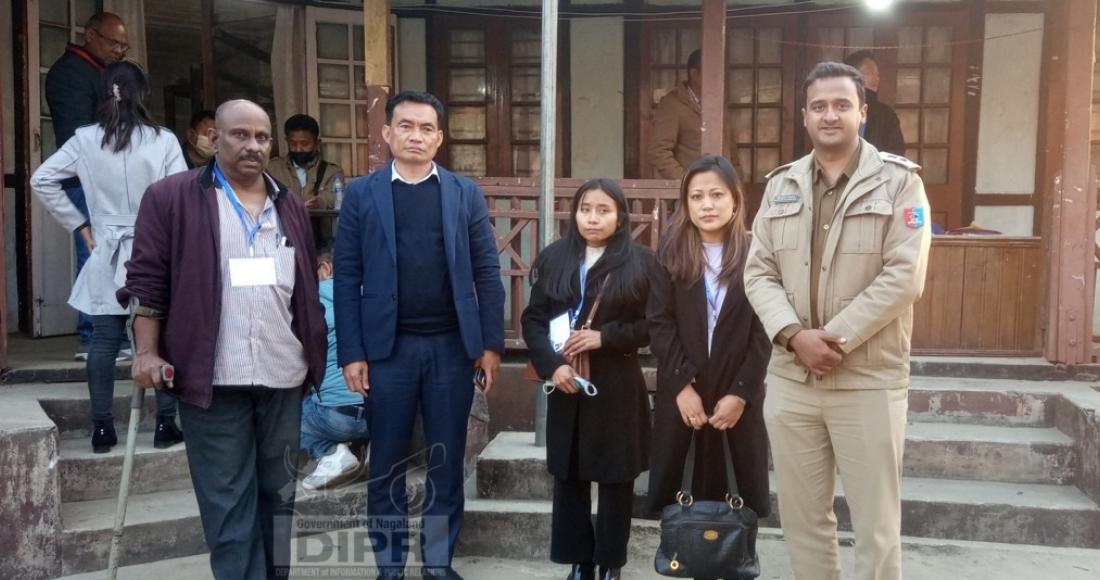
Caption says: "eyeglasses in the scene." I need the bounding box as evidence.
[91,27,130,52]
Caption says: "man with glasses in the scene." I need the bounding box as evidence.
[45,11,129,361]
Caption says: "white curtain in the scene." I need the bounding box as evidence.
[103,0,147,67]
[272,5,306,156]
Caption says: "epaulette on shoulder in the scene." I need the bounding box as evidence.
[879,151,922,172]
[764,160,797,181]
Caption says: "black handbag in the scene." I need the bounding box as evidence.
[654,432,760,579]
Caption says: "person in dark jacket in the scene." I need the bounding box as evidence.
[521,179,656,580]
[647,155,771,580]
[844,50,906,156]
[45,11,129,360]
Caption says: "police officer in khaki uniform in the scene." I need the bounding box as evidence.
[743,62,931,580]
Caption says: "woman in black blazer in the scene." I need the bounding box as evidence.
[647,155,772,579]
[522,179,657,580]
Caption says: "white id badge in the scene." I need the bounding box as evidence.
[229,257,277,287]
[549,313,571,353]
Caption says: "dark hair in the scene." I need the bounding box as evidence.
[316,240,334,264]
[85,12,121,30]
[284,114,321,138]
[189,109,215,130]
[687,49,702,71]
[385,90,446,125]
[843,50,877,70]
[529,179,647,305]
[659,155,749,288]
[803,61,866,106]
[96,60,159,153]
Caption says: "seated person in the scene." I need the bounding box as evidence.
[268,113,346,208]
[300,243,370,491]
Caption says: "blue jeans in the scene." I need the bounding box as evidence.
[64,185,93,347]
[300,395,371,460]
[179,386,301,580]
[88,315,176,421]
[365,331,475,573]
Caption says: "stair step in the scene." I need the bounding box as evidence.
[904,422,1076,484]
[907,376,1073,426]
[58,432,190,502]
[35,381,162,437]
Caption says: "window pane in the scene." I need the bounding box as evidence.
[512,67,540,102]
[320,103,352,138]
[737,148,752,181]
[755,148,779,183]
[40,0,69,26]
[681,29,700,60]
[318,64,350,99]
[906,148,920,163]
[896,68,922,104]
[756,108,780,143]
[356,144,369,176]
[728,69,754,105]
[848,28,874,53]
[925,27,953,63]
[897,27,923,64]
[356,104,369,139]
[922,148,948,184]
[923,108,949,144]
[512,29,540,65]
[653,69,678,105]
[815,28,844,63]
[450,144,487,176]
[75,0,102,28]
[449,68,487,101]
[923,67,951,104]
[355,66,367,100]
[897,108,920,144]
[513,145,540,178]
[728,29,753,65]
[41,73,50,117]
[757,68,782,104]
[353,25,364,62]
[730,108,753,145]
[450,30,485,64]
[322,143,352,173]
[317,23,349,60]
[654,30,677,65]
[40,25,70,69]
[758,28,782,64]
[450,107,487,140]
[512,106,539,140]
[41,120,57,157]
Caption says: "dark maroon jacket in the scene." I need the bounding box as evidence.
[118,161,328,408]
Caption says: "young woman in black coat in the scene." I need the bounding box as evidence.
[522,179,657,580]
[647,155,772,580]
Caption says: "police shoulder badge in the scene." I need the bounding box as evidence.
[904,207,926,229]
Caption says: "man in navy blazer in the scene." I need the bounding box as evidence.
[333,91,504,580]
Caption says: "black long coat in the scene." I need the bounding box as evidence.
[521,242,656,483]
[646,262,772,517]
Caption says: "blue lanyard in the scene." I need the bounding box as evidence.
[569,261,588,329]
[213,164,264,255]
[704,276,721,324]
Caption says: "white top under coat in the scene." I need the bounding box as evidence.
[703,242,728,353]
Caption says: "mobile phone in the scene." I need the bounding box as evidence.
[473,367,487,391]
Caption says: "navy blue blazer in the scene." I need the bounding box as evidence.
[333,164,505,365]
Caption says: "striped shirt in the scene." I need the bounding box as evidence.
[210,181,307,388]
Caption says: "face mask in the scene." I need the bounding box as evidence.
[193,134,214,158]
[289,151,317,166]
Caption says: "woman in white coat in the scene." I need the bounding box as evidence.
[32,61,188,453]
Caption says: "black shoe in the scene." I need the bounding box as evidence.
[598,567,621,580]
[153,415,184,449]
[421,567,463,579]
[92,420,117,453]
[566,563,595,580]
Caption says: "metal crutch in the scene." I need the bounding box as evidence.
[106,360,173,580]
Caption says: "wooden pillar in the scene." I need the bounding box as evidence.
[700,0,726,156]
[1044,0,1098,363]
[200,0,216,108]
[364,0,391,173]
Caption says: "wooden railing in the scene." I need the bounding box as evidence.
[478,177,679,347]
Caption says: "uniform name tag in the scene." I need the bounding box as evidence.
[904,207,926,229]
[229,257,277,287]
[775,193,801,204]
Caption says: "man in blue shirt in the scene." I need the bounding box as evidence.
[300,243,370,491]
[334,91,504,580]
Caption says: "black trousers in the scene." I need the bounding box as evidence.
[550,476,634,568]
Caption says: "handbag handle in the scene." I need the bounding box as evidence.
[677,431,744,509]
[580,276,611,330]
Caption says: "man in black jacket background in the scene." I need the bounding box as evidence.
[44,11,128,360]
[845,50,907,156]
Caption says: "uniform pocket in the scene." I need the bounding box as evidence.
[761,200,804,251]
[838,199,891,254]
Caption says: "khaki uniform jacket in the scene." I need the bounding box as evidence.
[743,141,932,389]
[267,156,345,209]
[650,83,740,179]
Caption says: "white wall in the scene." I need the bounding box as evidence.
[2,0,18,328]
[973,206,1035,237]
[397,18,427,91]
[570,17,625,178]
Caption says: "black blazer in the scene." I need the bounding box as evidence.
[521,241,657,483]
[646,260,772,516]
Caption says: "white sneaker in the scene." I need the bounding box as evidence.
[117,348,133,361]
[302,443,360,491]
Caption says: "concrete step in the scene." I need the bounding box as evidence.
[34,381,162,437]
[906,376,1066,427]
[903,422,1076,484]
[58,432,190,502]
[475,432,1100,547]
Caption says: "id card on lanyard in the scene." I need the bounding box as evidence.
[214,164,278,287]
